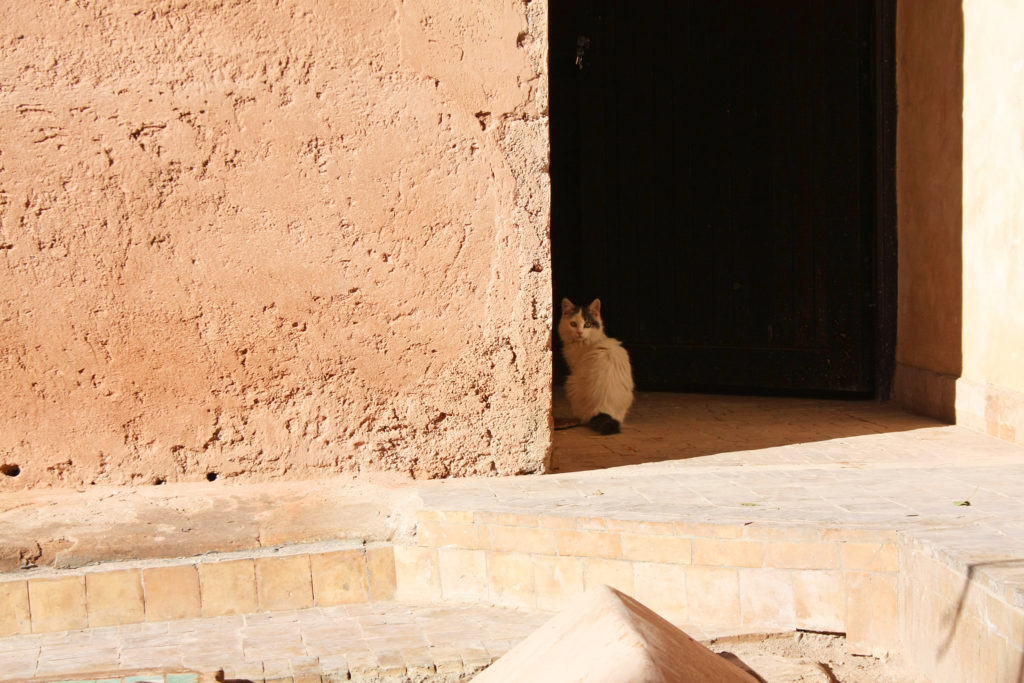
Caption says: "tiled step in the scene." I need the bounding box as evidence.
[1,601,553,682]
[398,509,903,656]
[395,504,1024,682]
[5,505,1023,682]
[0,541,397,639]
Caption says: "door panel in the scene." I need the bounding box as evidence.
[551,0,877,394]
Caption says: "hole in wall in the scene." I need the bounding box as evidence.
[0,463,20,477]
[206,471,218,482]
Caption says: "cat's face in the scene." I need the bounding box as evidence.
[559,298,604,345]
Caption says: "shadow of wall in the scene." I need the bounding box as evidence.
[892,0,963,422]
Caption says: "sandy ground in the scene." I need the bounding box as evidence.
[709,631,930,683]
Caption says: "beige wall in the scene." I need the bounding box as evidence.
[0,0,552,488]
[956,0,1024,442]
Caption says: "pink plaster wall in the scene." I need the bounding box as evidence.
[893,0,963,422]
[895,0,1024,443]
[0,0,552,488]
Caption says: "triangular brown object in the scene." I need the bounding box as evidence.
[474,585,761,683]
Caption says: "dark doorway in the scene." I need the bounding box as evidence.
[550,1,895,396]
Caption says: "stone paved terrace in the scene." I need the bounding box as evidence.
[2,393,1024,681]
[0,602,552,682]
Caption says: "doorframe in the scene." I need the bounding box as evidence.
[874,0,897,400]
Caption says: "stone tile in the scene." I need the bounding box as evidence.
[461,641,493,674]
[476,511,538,527]
[430,644,466,676]
[223,661,265,683]
[793,570,845,633]
[311,550,369,606]
[86,569,145,627]
[554,529,622,559]
[29,576,88,632]
[533,555,584,611]
[582,558,635,596]
[846,571,898,656]
[945,607,990,682]
[199,558,258,617]
[739,568,795,630]
[675,521,744,539]
[242,626,307,660]
[319,654,350,681]
[764,541,840,570]
[985,591,1024,647]
[118,643,184,669]
[686,566,740,628]
[33,648,119,678]
[438,548,488,601]
[486,551,536,609]
[346,649,383,679]
[360,619,429,642]
[620,533,692,564]
[418,509,474,524]
[633,562,688,625]
[840,542,899,572]
[575,516,609,531]
[371,649,407,678]
[256,555,314,611]
[291,655,323,683]
[692,538,765,568]
[537,513,578,529]
[402,646,437,677]
[743,524,822,542]
[605,519,677,536]
[1,645,39,680]
[300,623,363,654]
[143,565,201,622]
[263,657,294,679]
[418,520,482,549]
[822,527,898,543]
[0,580,31,636]
[182,644,247,670]
[394,546,441,601]
[366,545,396,601]
[486,524,557,554]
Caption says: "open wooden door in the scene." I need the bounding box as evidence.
[551,0,887,395]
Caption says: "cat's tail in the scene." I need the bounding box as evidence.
[588,412,620,435]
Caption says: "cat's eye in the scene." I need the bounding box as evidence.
[584,321,596,328]
[570,321,578,328]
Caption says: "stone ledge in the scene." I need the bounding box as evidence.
[0,541,396,637]
[3,601,552,683]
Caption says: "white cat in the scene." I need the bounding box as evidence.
[558,297,635,434]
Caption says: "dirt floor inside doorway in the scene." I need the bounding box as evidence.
[550,389,939,473]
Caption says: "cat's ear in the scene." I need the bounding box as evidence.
[561,298,576,316]
[588,298,602,317]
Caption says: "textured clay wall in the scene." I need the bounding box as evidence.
[957,0,1024,443]
[893,0,963,422]
[0,0,552,489]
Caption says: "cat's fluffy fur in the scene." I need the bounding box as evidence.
[558,297,634,434]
